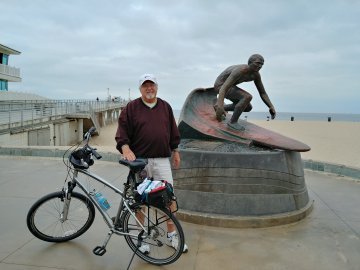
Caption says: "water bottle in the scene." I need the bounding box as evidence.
[94,192,110,211]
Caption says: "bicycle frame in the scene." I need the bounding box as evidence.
[62,167,148,238]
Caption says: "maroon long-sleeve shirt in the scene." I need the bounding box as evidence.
[115,97,180,158]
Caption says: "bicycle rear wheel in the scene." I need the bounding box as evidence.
[121,203,185,265]
[27,191,95,242]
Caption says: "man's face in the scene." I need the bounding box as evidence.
[249,59,264,72]
[140,81,158,103]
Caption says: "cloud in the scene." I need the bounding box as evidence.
[1,0,360,113]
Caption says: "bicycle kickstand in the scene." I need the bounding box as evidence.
[93,230,113,256]
[126,232,145,270]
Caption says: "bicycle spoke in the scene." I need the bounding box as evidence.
[27,192,95,242]
[122,204,185,265]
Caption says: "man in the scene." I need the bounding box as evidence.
[115,73,188,254]
[213,54,276,126]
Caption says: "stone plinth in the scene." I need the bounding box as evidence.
[173,140,313,228]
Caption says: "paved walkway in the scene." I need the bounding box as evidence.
[0,156,359,270]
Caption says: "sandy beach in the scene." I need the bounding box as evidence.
[252,120,360,169]
[92,120,360,169]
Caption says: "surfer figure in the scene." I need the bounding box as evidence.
[213,54,276,127]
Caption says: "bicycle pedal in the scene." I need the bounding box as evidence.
[93,246,106,256]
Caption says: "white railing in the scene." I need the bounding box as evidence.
[0,63,20,78]
[0,100,126,132]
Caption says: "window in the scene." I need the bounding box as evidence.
[0,80,8,90]
[0,53,9,65]
[3,54,9,65]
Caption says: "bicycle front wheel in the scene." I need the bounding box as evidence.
[121,203,185,265]
[27,191,95,242]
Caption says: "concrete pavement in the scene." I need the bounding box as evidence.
[0,156,359,270]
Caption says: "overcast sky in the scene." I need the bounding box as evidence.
[2,0,359,113]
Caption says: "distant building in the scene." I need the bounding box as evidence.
[0,43,21,91]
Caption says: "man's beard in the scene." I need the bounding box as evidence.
[146,93,156,100]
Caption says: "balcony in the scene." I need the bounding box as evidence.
[0,63,21,82]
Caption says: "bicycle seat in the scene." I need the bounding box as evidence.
[119,158,148,172]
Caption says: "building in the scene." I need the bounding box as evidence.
[0,43,21,91]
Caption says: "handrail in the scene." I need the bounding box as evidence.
[0,100,126,132]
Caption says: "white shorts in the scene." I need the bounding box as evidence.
[145,158,173,185]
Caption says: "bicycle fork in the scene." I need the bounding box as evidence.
[60,180,76,222]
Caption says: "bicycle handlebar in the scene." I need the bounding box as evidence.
[69,127,102,169]
[83,126,96,142]
[83,127,102,160]
[91,147,102,159]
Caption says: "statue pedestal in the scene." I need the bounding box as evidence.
[173,140,313,228]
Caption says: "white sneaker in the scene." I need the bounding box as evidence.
[167,232,188,253]
[138,243,150,254]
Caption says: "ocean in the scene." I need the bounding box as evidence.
[173,110,360,122]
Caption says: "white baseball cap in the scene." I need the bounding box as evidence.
[139,74,158,87]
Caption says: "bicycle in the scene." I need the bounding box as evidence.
[26,127,185,267]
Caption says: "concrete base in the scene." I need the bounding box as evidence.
[173,142,311,227]
[177,200,314,228]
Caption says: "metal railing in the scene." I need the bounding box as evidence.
[0,63,20,78]
[0,99,126,133]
